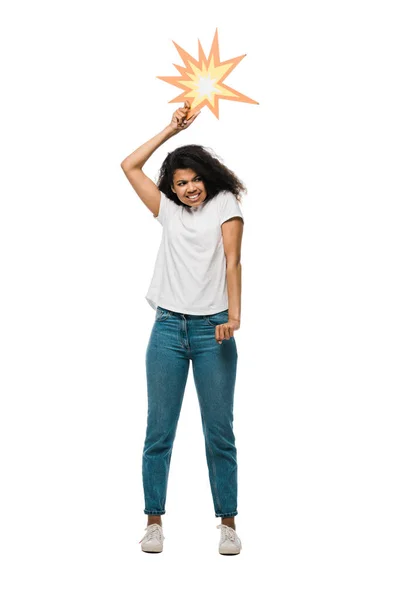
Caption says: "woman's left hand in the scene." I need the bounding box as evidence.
[215,319,240,344]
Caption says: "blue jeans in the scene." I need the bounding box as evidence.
[142,306,238,518]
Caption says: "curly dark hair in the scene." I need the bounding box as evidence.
[157,144,247,210]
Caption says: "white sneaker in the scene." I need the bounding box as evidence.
[139,523,165,553]
[217,524,242,555]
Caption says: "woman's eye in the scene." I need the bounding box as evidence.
[177,178,201,186]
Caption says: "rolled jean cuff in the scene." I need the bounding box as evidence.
[215,510,238,518]
[144,509,165,515]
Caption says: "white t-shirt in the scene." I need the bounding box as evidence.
[145,190,244,315]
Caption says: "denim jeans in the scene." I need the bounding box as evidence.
[142,306,238,518]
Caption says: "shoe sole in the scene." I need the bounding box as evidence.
[142,544,163,554]
[219,549,241,555]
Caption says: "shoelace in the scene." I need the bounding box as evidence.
[216,524,242,547]
[139,523,165,544]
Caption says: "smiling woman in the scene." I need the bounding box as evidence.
[120,100,245,555]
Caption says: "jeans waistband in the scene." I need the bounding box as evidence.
[158,306,228,319]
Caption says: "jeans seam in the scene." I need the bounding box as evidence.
[203,422,222,514]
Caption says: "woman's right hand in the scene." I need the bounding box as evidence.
[169,100,201,132]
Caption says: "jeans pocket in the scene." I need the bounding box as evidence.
[203,309,229,326]
[155,306,171,322]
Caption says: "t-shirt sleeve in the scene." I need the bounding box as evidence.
[218,191,244,226]
[154,191,169,226]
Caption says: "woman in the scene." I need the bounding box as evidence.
[120,101,245,555]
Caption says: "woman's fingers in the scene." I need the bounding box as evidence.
[172,116,185,129]
[172,106,188,120]
[176,104,189,116]
[174,108,189,123]
[171,103,200,130]
[215,323,234,343]
[180,111,201,128]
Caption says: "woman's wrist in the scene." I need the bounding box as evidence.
[228,315,241,323]
[164,124,179,137]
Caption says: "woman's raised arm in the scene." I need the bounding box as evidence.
[120,102,201,217]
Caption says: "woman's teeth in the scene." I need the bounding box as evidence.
[187,193,200,200]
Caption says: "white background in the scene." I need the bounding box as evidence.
[1,0,399,598]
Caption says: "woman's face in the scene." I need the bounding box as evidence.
[171,169,207,207]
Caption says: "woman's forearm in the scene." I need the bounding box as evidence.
[120,125,178,171]
[226,263,242,323]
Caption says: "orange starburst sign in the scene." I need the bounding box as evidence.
[157,28,259,119]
